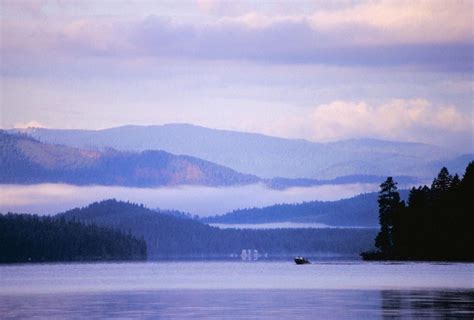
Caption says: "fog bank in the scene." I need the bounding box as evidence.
[208,223,375,230]
[0,183,380,216]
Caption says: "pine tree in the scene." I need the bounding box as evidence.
[431,167,452,193]
[374,177,402,255]
[451,174,461,189]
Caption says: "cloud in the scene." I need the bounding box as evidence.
[196,0,220,13]
[307,0,473,45]
[215,0,473,45]
[257,99,472,147]
[13,121,45,129]
[310,99,466,139]
[1,1,472,72]
[1,0,47,17]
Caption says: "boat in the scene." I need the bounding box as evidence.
[294,256,310,264]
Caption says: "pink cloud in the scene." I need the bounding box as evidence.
[14,121,45,129]
[308,0,473,44]
[307,99,471,141]
[253,99,472,147]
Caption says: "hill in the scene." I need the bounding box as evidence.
[0,131,259,187]
[203,191,409,227]
[0,213,146,263]
[58,199,377,258]
[14,124,458,179]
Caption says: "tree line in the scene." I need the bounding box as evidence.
[362,161,473,261]
[0,213,147,263]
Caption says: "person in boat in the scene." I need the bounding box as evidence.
[294,256,310,264]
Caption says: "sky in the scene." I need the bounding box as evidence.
[1,0,473,151]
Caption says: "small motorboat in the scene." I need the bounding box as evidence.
[294,256,310,264]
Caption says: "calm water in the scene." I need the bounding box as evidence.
[1,261,473,319]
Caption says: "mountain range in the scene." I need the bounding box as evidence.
[1,130,436,189]
[0,131,258,187]
[13,124,470,180]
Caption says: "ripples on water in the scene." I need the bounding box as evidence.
[0,261,473,319]
[2,289,473,319]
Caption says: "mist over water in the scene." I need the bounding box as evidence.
[0,183,379,216]
[208,222,375,229]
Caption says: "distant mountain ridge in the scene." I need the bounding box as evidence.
[203,190,410,227]
[13,123,464,179]
[0,130,417,188]
[0,131,259,187]
[266,175,419,190]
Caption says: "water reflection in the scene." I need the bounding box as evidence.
[1,289,472,319]
[381,290,474,319]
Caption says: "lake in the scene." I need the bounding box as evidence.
[1,260,473,319]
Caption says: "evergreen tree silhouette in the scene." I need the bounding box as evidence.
[363,161,473,261]
[431,167,452,193]
[375,177,403,256]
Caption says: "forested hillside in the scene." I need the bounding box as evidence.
[0,213,147,263]
[59,200,376,258]
[204,191,407,227]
